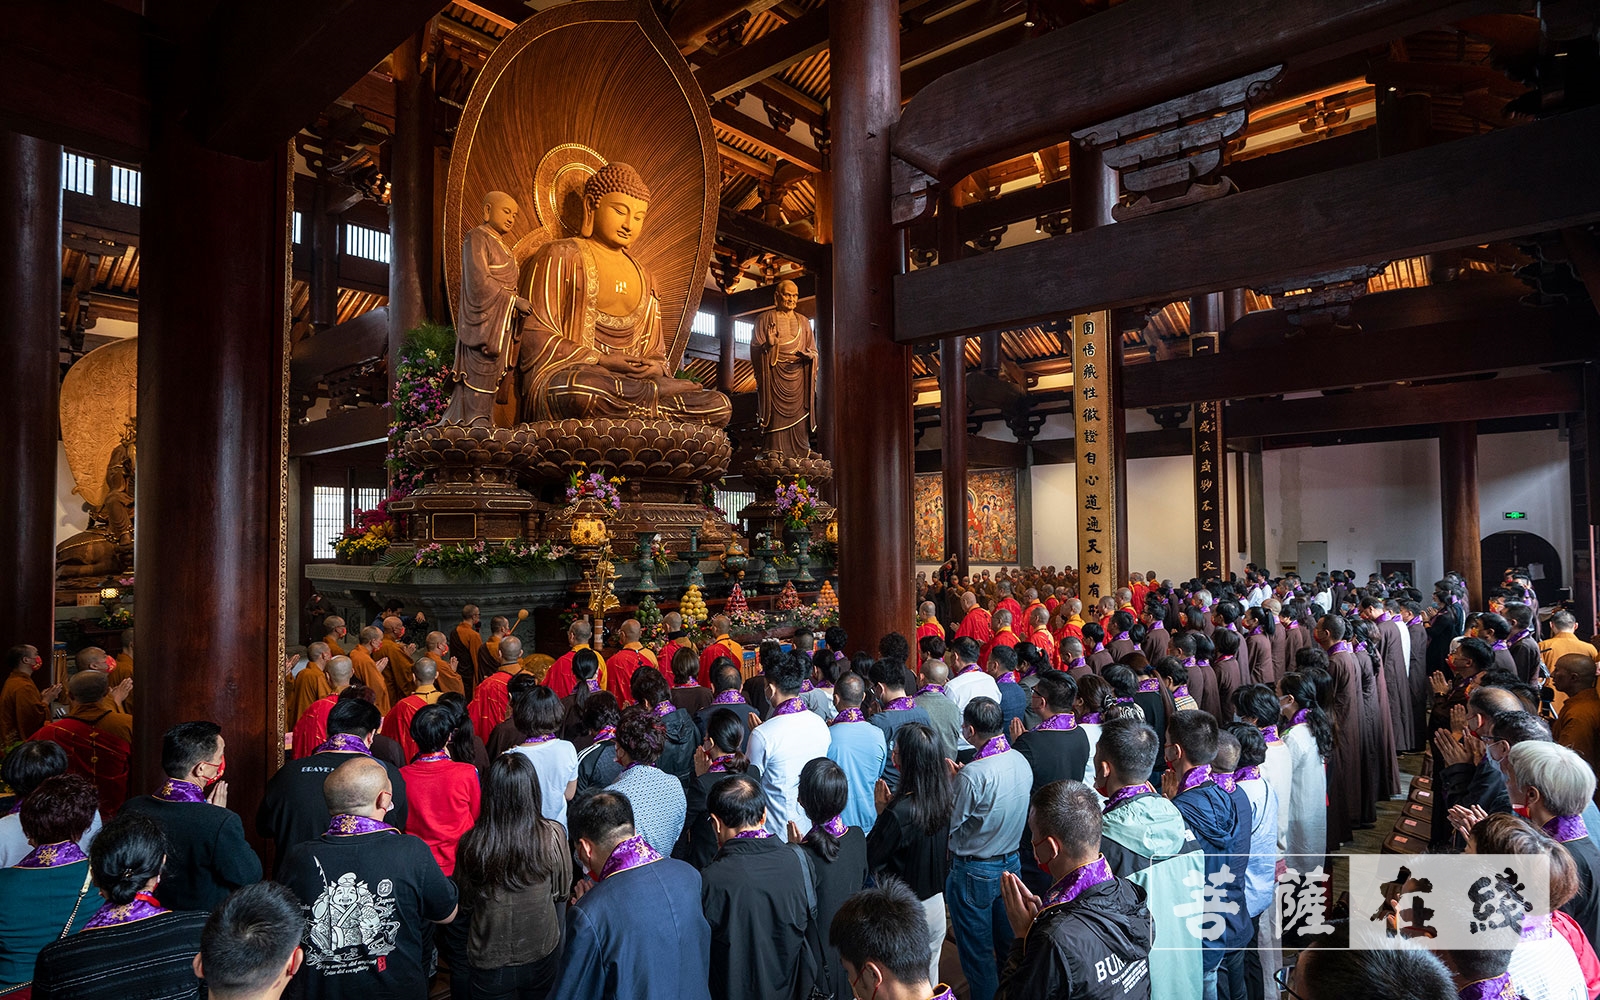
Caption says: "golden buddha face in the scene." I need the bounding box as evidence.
[590,191,648,249]
[483,192,520,236]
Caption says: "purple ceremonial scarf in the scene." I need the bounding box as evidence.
[592,725,616,743]
[1235,765,1262,783]
[598,833,663,881]
[773,697,809,717]
[929,986,957,1000]
[521,733,559,746]
[1458,974,1518,1000]
[1036,713,1077,732]
[1172,685,1190,699]
[1286,621,1300,630]
[972,733,1011,762]
[957,663,984,676]
[711,690,745,705]
[1509,630,1530,646]
[1545,814,1589,843]
[917,685,946,697]
[799,679,815,693]
[1182,657,1197,669]
[1491,640,1509,651]
[1290,708,1311,726]
[708,753,739,773]
[1068,657,1087,670]
[831,707,866,725]
[581,678,601,692]
[732,828,771,840]
[997,671,1019,685]
[327,814,397,836]
[413,750,451,764]
[154,778,207,803]
[1092,643,1105,654]
[1115,632,1130,642]
[676,678,701,688]
[1104,783,1154,812]
[1137,678,1160,693]
[1213,771,1238,793]
[651,700,677,719]
[84,892,166,930]
[314,733,373,756]
[1113,696,1135,706]
[1384,612,1403,623]
[883,696,918,712]
[819,815,847,837]
[1329,641,1351,655]
[1080,712,1104,725]
[1149,621,1165,632]
[1179,764,1214,792]
[1354,641,1368,655]
[1248,626,1263,637]
[15,840,88,868]
[1043,855,1114,909]
[1260,725,1280,744]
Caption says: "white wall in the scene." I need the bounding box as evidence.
[1030,454,1198,581]
[1262,429,1571,588]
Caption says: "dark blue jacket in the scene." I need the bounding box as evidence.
[995,680,1028,733]
[1170,779,1253,969]
[549,857,712,1000]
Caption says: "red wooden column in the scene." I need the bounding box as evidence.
[1440,421,1484,608]
[941,336,969,576]
[830,0,913,642]
[0,131,62,657]
[388,27,435,390]
[137,109,291,830]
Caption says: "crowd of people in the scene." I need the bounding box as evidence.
[3,564,1600,1000]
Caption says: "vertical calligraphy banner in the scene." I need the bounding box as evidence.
[1073,311,1118,604]
[1192,330,1227,579]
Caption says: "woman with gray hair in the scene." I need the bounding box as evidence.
[1506,740,1600,946]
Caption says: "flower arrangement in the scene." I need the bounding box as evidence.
[335,500,395,561]
[776,580,801,611]
[787,603,829,631]
[567,469,624,513]
[98,607,134,630]
[397,537,573,579]
[729,609,769,633]
[386,324,456,497]
[773,477,824,531]
[700,482,730,523]
[725,583,748,615]
[636,535,675,570]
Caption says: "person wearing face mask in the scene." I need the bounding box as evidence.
[1275,673,1329,860]
[1093,718,1205,1000]
[829,877,955,1000]
[118,720,261,912]
[1429,685,1524,848]
[1504,741,1600,947]
[995,780,1153,1000]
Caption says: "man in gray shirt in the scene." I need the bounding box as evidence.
[946,697,1033,1000]
[915,656,962,763]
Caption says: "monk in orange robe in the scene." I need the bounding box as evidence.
[378,616,418,708]
[0,645,57,746]
[420,632,466,696]
[349,626,392,714]
[915,602,946,644]
[322,616,348,656]
[449,605,486,687]
[34,671,131,817]
[291,655,356,758]
[478,616,511,684]
[287,641,334,726]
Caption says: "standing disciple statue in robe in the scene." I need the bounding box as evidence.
[515,163,731,426]
[444,191,531,426]
[751,278,818,459]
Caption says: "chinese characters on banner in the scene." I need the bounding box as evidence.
[1073,310,1117,603]
[1191,330,1226,579]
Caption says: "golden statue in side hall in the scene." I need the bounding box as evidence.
[751,278,819,460]
[513,163,731,427]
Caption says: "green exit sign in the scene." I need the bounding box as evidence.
[1503,511,1528,520]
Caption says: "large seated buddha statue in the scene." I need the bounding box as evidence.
[513,163,731,427]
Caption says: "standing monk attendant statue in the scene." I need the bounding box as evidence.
[751,279,818,459]
[514,163,731,427]
[445,191,531,426]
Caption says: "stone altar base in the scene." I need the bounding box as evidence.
[390,424,545,543]
[737,453,834,542]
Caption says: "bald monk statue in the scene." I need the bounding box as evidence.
[445,191,533,427]
[751,278,819,459]
[515,163,731,426]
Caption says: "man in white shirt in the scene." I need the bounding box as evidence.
[945,636,1001,756]
[745,648,831,836]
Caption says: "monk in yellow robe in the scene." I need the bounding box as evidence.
[349,626,392,715]
[378,616,417,707]
[422,632,467,696]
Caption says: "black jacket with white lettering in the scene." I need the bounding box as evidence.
[996,876,1154,1000]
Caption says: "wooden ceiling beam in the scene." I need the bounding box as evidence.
[718,206,829,267]
[894,102,1600,343]
[192,0,447,159]
[749,80,825,128]
[1226,371,1583,438]
[696,5,830,100]
[902,23,1028,99]
[1120,300,1600,410]
[711,103,823,171]
[901,0,1024,66]
[892,0,1515,185]
[0,0,149,160]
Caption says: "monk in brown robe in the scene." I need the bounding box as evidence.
[449,605,486,688]
[349,627,392,715]
[421,631,467,696]
[323,616,348,657]
[514,163,731,426]
[0,645,58,746]
[288,642,334,727]
[1316,616,1362,849]
[478,616,511,683]
[751,279,818,458]
[378,616,417,708]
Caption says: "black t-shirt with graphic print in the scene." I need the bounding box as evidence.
[278,829,457,999]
